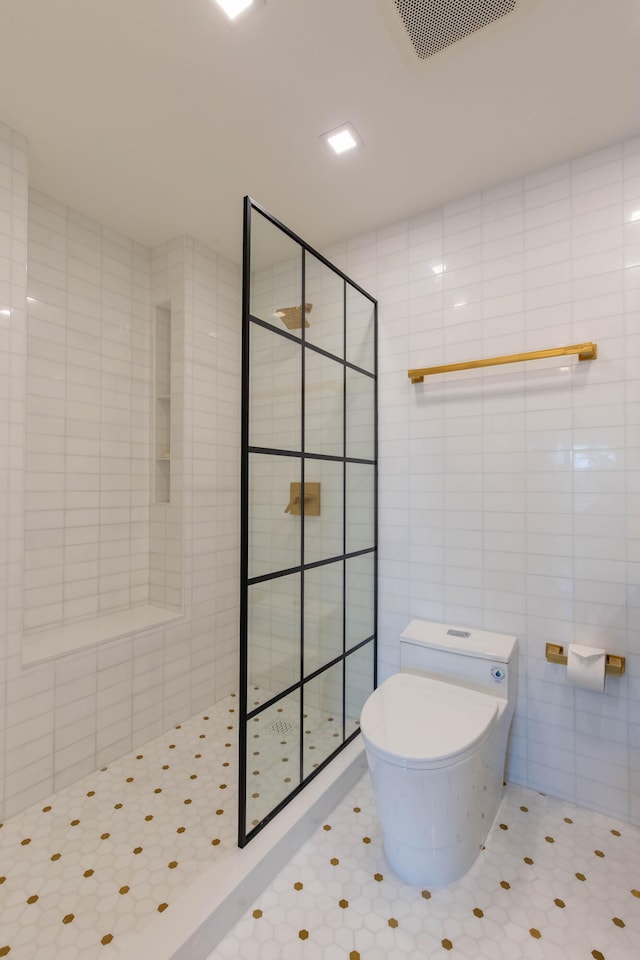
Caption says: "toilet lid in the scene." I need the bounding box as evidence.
[360,673,499,769]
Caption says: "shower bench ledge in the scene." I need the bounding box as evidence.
[22,603,182,665]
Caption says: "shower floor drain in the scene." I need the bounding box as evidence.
[271,720,293,735]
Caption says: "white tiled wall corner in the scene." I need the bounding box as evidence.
[0,122,29,815]
[184,240,241,708]
[0,123,241,819]
[328,132,640,825]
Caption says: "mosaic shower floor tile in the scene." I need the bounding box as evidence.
[245,684,358,830]
[0,694,242,959]
[0,689,355,959]
[209,775,640,960]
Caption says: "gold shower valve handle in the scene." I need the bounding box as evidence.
[284,482,321,516]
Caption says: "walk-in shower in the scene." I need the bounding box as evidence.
[239,198,378,845]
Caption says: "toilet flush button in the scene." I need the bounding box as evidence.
[490,667,506,682]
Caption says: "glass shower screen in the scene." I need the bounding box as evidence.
[239,199,378,845]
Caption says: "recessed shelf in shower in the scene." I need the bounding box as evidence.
[154,306,172,503]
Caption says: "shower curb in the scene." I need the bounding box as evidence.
[111,737,367,960]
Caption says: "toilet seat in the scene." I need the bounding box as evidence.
[360,672,499,770]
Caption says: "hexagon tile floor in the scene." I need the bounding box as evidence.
[0,693,245,960]
[2,693,640,960]
[0,689,356,960]
[208,775,640,960]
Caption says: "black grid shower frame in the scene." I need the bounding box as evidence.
[239,197,378,847]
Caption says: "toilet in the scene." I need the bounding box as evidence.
[360,619,518,887]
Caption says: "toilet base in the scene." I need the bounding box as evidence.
[382,832,484,888]
[365,744,504,887]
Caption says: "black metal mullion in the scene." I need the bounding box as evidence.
[344,359,376,379]
[247,445,302,459]
[304,340,374,378]
[248,314,374,383]
[306,545,375,565]
[247,564,303,587]
[342,279,347,746]
[245,639,373,724]
[238,196,252,848]
[373,299,379,691]
[247,444,374,467]
[346,634,375,657]
[247,546,377,587]
[246,678,304,722]
[248,313,306,347]
[299,246,306,792]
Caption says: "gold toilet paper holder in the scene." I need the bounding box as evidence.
[545,643,625,676]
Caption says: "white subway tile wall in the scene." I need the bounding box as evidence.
[322,134,640,825]
[25,190,153,630]
[0,122,240,819]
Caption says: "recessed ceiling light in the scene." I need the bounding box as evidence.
[630,209,640,222]
[431,263,446,275]
[214,0,253,20]
[322,123,361,155]
[328,130,357,154]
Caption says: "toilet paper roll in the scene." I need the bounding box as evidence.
[566,643,606,692]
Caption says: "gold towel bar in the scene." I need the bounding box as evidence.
[545,643,625,676]
[408,342,597,384]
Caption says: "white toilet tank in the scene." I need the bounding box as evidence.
[400,619,518,705]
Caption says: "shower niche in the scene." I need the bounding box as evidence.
[153,305,172,504]
[239,198,378,845]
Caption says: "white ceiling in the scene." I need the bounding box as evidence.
[1,0,639,263]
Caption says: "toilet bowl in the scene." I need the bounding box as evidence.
[360,620,518,887]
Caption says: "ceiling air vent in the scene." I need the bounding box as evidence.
[388,0,518,60]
